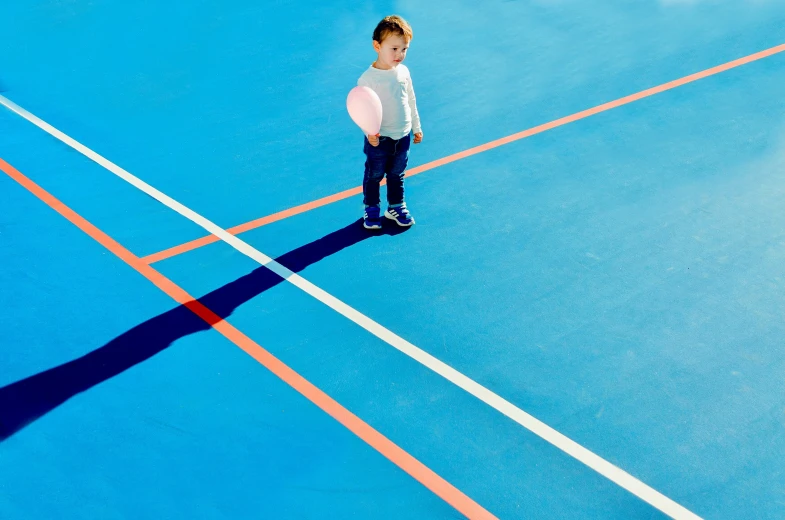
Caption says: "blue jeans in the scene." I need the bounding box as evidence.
[362,133,411,207]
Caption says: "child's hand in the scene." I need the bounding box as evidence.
[367,134,380,147]
[413,132,423,144]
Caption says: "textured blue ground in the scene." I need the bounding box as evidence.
[2,1,784,518]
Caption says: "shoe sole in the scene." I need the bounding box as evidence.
[384,211,414,227]
[363,221,382,230]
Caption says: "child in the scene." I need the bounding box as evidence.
[357,15,423,229]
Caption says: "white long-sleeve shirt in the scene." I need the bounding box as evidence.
[357,63,422,140]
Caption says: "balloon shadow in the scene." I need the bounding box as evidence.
[0,218,410,441]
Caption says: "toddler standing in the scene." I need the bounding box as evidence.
[357,15,423,229]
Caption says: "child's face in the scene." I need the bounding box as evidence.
[373,33,410,70]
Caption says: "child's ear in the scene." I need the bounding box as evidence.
[373,40,381,53]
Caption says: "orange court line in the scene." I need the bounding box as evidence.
[141,42,785,265]
[0,157,497,520]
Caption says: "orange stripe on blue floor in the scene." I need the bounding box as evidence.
[140,42,785,265]
[0,157,497,520]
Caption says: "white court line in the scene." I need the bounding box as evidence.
[1,93,701,520]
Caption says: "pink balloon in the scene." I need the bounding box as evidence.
[346,86,383,136]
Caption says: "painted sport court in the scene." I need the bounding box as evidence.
[1,1,784,519]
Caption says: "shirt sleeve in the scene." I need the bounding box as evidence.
[407,76,422,135]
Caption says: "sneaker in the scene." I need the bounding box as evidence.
[363,205,382,229]
[384,204,415,227]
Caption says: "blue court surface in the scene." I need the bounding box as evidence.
[1,1,784,519]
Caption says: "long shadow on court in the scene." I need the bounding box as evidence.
[0,218,409,441]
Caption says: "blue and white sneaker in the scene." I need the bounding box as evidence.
[384,204,415,227]
[363,205,382,229]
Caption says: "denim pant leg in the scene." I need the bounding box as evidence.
[362,137,390,207]
[385,133,411,206]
